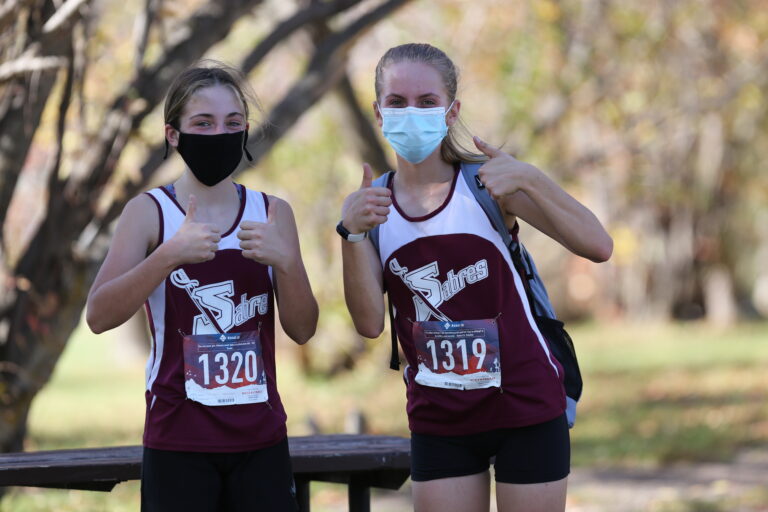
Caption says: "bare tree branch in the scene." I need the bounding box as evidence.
[305,8,392,175]
[60,0,266,201]
[247,0,411,162]
[132,0,158,75]
[240,0,360,72]
[41,0,89,34]
[0,0,24,34]
[91,0,387,234]
[0,55,68,82]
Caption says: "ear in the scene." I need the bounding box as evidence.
[446,99,461,128]
[165,124,180,148]
[373,101,383,128]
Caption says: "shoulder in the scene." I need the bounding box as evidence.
[124,192,160,220]
[265,194,291,212]
[120,192,162,248]
[267,195,296,231]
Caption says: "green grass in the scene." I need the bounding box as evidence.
[570,322,768,467]
[3,320,768,510]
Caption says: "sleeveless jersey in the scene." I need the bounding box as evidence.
[142,184,287,452]
[379,169,566,436]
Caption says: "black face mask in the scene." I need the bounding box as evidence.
[166,130,253,187]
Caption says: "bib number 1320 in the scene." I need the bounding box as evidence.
[183,330,268,406]
[412,319,501,390]
[198,350,261,386]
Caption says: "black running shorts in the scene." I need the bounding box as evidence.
[410,414,570,484]
[141,437,298,512]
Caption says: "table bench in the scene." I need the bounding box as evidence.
[0,434,411,512]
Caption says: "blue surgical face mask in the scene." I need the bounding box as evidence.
[379,101,454,164]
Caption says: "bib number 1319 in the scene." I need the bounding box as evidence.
[425,338,487,372]
[412,319,501,390]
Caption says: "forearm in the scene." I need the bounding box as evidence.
[87,244,178,333]
[341,239,385,338]
[273,260,318,345]
[515,167,613,262]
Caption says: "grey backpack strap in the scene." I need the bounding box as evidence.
[460,162,578,427]
[458,162,556,319]
[366,171,399,370]
[368,171,393,257]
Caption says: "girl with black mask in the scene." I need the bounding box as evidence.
[86,61,317,511]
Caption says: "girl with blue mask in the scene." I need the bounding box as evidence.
[338,44,613,512]
[377,99,455,164]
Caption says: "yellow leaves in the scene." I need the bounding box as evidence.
[534,0,561,23]
[620,90,647,116]
[611,224,639,266]
[737,83,763,112]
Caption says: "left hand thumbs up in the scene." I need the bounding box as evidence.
[267,198,277,225]
[239,198,287,267]
[473,135,533,200]
[473,136,505,159]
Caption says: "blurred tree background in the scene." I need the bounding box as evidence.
[1,0,768,508]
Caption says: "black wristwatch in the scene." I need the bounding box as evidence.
[336,220,367,242]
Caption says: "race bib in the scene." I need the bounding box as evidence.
[412,319,501,390]
[182,330,268,406]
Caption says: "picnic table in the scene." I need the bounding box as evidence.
[0,434,411,512]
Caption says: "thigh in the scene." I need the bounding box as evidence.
[222,438,298,512]
[413,472,491,512]
[496,477,568,512]
[493,414,570,485]
[141,447,221,512]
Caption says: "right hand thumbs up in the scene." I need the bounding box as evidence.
[170,194,220,264]
[340,163,392,236]
[360,163,373,189]
[184,194,198,223]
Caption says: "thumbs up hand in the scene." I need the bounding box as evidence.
[340,163,392,236]
[238,198,290,268]
[168,194,221,264]
[474,136,535,200]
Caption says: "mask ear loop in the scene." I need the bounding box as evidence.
[243,130,253,162]
[445,99,457,118]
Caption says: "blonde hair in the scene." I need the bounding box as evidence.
[164,60,261,130]
[374,43,486,164]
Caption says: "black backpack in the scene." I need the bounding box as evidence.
[368,162,582,428]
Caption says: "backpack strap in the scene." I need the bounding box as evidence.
[367,172,400,370]
[460,163,581,426]
[367,171,392,256]
[458,162,556,319]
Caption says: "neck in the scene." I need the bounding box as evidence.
[394,151,454,186]
[175,172,236,205]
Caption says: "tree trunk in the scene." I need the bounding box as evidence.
[0,0,266,454]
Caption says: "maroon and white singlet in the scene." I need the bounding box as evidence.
[379,169,566,436]
[142,184,287,452]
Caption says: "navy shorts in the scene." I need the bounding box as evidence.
[410,414,570,484]
[141,438,298,512]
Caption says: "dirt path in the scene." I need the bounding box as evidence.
[566,447,768,511]
[365,447,768,512]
